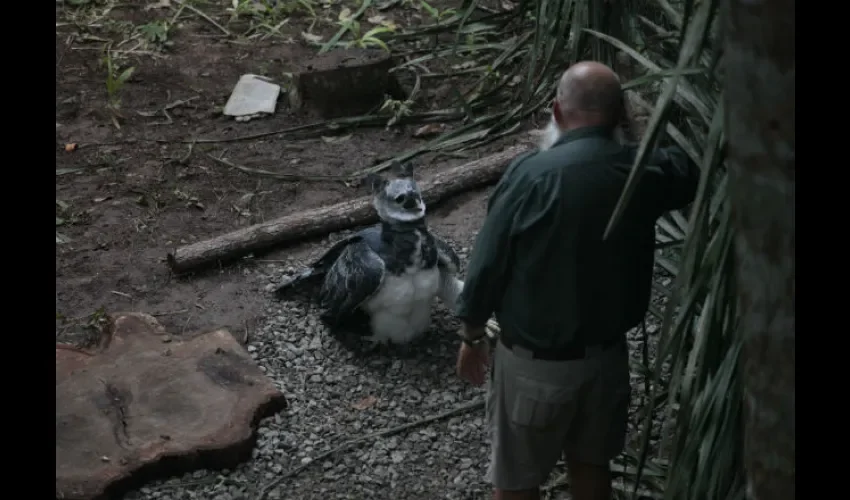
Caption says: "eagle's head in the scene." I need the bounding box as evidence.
[366,161,426,223]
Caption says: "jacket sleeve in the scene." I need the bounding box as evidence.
[654,145,701,212]
[456,172,547,327]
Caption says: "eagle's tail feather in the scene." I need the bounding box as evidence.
[273,267,323,297]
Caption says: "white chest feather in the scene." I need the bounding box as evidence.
[363,266,440,344]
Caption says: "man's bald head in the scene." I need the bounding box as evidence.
[554,61,623,130]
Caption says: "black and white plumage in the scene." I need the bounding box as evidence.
[275,161,465,345]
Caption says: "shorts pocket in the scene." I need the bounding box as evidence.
[509,375,575,430]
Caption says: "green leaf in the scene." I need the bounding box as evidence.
[117,66,135,84]
[420,0,439,18]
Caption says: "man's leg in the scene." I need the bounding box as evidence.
[562,342,631,500]
[566,461,612,500]
[486,342,585,500]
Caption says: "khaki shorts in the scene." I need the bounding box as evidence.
[485,339,631,491]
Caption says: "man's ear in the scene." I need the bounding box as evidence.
[552,100,563,127]
[365,173,386,193]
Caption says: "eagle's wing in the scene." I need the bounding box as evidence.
[433,234,498,340]
[432,234,464,312]
[434,234,461,275]
[318,238,386,325]
[274,225,381,297]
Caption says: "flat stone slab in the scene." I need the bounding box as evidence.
[56,313,287,500]
[223,74,281,121]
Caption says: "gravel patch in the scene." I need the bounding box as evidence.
[119,229,671,500]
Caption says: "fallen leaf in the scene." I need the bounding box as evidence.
[56,232,72,244]
[234,193,256,210]
[413,123,447,138]
[367,14,386,24]
[301,32,323,43]
[352,395,378,410]
[321,134,352,144]
[338,7,352,21]
[64,143,78,152]
[451,61,476,70]
[145,0,171,10]
[93,196,111,203]
[56,217,66,226]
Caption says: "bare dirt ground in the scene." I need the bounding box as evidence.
[55,0,531,346]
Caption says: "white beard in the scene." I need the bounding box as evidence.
[539,115,629,151]
[539,115,563,151]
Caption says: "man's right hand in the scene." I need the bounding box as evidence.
[456,340,490,387]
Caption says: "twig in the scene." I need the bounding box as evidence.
[181,310,196,335]
[138,96,200,126]
[164,96,200,111]
[56,33,76,69]
[168,1,188,26]
[56,343,96,357]
[152,309,189,317]
[255,398,486,500]
[206,153,350,182]
[70,46,167,59]
[173,0,231,37]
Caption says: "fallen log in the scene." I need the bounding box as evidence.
[166,145,531,274]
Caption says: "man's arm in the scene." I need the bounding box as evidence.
[654,145,701,212]
[456,172,546,337]
[620,98,700,212]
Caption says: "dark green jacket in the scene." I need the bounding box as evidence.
[456,126,699,349]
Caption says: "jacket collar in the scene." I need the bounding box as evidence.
[552,125,614,148]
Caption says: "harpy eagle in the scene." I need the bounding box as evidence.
[274,161,468,345]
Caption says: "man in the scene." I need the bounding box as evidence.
[455,61,700,500]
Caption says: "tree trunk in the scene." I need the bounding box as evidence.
[724,1,795,499]
[288,48,406,118]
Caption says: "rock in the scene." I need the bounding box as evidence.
[55,313,288,500]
